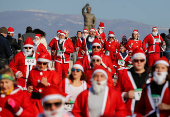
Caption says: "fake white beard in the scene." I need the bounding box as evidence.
[33,40,40,46]
[59,39,65,44]
[152,32,158,36]
[88,36,95,42]
[153,71,167,85]
[44,105,64,117]
[91,79,107,94]
[82,34,88,39]
[23,48,33,57]
[99,29,103,34]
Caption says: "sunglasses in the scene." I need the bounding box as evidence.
[71,68,81,72]
[92,59,100,62]
[109,37,114,38]
[44,102,62,109]
[92,46,100,49]
[24,47,32,49]
[37,62,48,65]
[134,59,145,63]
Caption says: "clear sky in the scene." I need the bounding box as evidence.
[1,0,169,28]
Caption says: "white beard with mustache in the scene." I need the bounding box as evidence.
[59,39,65,44]
[33,40,40,46]
[99,29,103,34]
[82,34,88,39]
[152,32,158,36]
[44,105,64,117]
[91,79,107,94]
[153,71,167,85]
[23,48,33,57]
[88,36,95,42]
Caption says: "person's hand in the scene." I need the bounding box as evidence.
[81,50,85,55]
[17,72,23,78]
[162,41,166,46]
[86,3,89,6]
[62,46,65,50]
[124,90,134,99]
[18,37,22,40]
[27,86,33,93]
[76,47,80,51]
[158,103,170,110]
[41,77,48,86]
[52,51,56,56]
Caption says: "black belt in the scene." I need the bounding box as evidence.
[31,92,42,99]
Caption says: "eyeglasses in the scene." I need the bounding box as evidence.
[134,59,145,63]
[71,68,81,72]
[24,47,32,49]
[44,102,62,109]
[92,59,100,62]
[37,62,48,65]
[109,37,114,38]
[92,46,100,49]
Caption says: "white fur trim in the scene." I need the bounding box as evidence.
[8,32,14,33]
[108,34,114,37]
[42,94,65,103]
[37,58,50,63]
[99,27,104,29]
[83,30,88,32]
[60,33,65,36]
[35,36,40,40]
[91,43,101,47]
[92,69,108,79]
[23,44,34,48]
[154,60,169,66]
[72,64,84,72]
[92,55,102,61]
[90,29,95,32]
[131,53,146,61]
[133,31,138,34]
[15,107,23,116]
[15,71,22,78]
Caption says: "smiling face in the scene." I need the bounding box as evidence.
[0,79,14,93]
[37,61,48,71]
[132,33,138,39]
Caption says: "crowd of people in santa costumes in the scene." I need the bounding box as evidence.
[1,20,170,117]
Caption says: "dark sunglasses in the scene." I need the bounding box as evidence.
[92,46,100,49]
[109,37,114,38]
[37,62,48,65]
[24,47,32,49]
[92,59,100,62]
[134,59,145,63]
[71,68,81,72]
[44,102,62,108]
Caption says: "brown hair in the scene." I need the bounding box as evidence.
[119,44,125,48]
[68,71,87,82]
[0,65,15,79]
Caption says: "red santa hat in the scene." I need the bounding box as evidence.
[99,22,105,28]
[56,30,62,34]
[131,48,146,61]
[83,28,88,32]
[133,30,138,34]
[154,56,169,66]
[42,85,65,103]
[90,28,96,32]
[91,38,101,47]
[92,65,108,79]
[34,34,41,40]
[72,61,84,72]
[8,27,14,34]
[59,31,65,36]
[23,37,34,48]
[108,31,115,37]
[152,27,158,30]
[91,52,102,61]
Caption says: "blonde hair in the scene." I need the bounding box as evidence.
[0,65,15,79]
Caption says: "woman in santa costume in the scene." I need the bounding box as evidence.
[120,35,128,48]
[9,37,39,90]
[72,65,127,117]
[58,61,90,102]
[126,30,142,51]
[85,51,115,88]
[96,22,106,42]
[134,56,170,117]
[27,52,61,113]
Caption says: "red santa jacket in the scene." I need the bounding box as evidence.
[0,88,38,117]
[126,39,142,51]
[72,86,127,117]
[134,81,170,117]
[53,38,74,63]
[48,37,58,60]
[96,30,106,41]
[142,34,164,53]
[121,41,128,49]
[74,38,84,59]
[34,43,48,55]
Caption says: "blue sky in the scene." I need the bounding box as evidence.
[1,0,169,28]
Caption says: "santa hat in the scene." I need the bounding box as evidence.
[154,56,169,66]
[91,38,101,47]
[152,27,158,30]
[64,30,69,34]
[92,65,108,79]
[72,61,84,72]
[90,28,96,32]
[42,85,65,103]
[133,30,138,34]
[56,30,62,34]
[131,48,146,61]
[59,31,65,36]
[23,37,34,48]
[128,48,133,53]
[34,34,41,40]
[99,22,105,28]
[83,28,88,32]
[122,35,127,39]
[8,27,14,34]
[108,31,115,37]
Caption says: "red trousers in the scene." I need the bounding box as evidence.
[147,52,160,67]
[55,61,69,79]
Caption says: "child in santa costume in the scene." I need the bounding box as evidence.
[53,31,74,78]
[38,85,73,117]
[33,34,48,55]
[9,37,39,90]
[142,27,166,66]
[72,65,127,117]
[134,56,170,117]
[96,22,106,42]
[27,52,61,113]
[120,35,128,48]
[58,61,90,102]
[115,48,148,116]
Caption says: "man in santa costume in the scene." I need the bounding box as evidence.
[142,27,166,66]
[53,31,74,78]
[96,22,106,42]
[82,28,89,39]
[115,48,148,116]
[72,65,127,117]
[9,37,39,90]
[33,34,48,55]
[38,85,73,117]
